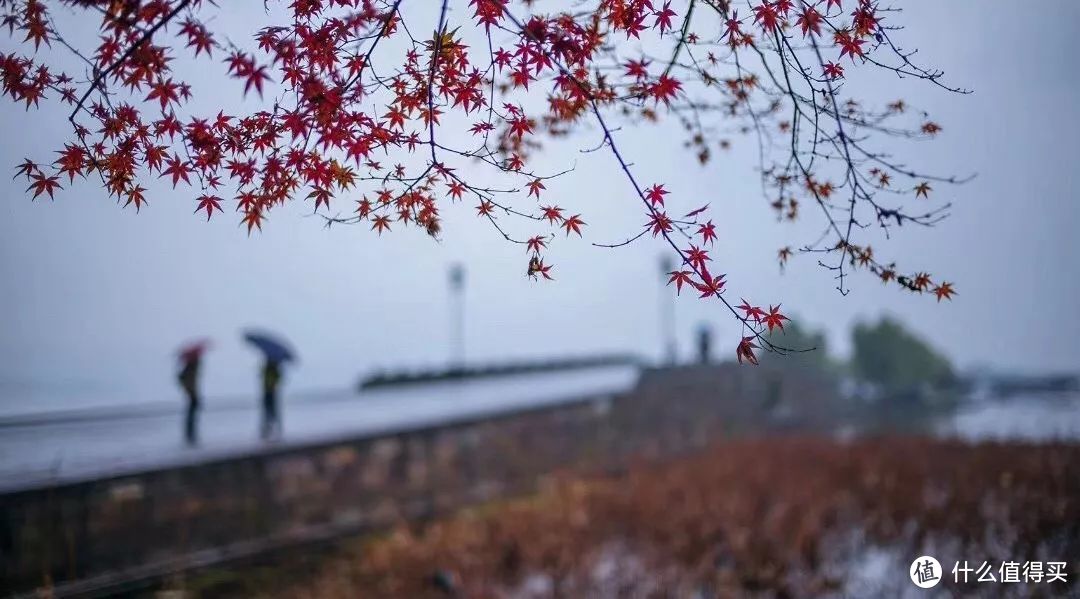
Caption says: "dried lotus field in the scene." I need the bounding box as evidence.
[207,436,1079,598]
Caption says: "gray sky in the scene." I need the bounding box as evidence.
[1,1,1078,410]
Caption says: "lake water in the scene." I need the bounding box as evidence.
[936,393,1080,442]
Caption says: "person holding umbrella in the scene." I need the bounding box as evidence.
[243,330,295,440]
[176,340,210,446]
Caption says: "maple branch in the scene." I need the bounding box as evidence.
[501,9,790,354]
[68,0,193,124]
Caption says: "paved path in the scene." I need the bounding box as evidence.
[0,365,640,492]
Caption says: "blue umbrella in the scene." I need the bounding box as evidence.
[243,330,296,363]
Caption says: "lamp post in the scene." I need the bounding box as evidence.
[659,255,677,365]
[448,263,465,370]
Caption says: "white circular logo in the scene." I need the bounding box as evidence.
[910,555,942,588]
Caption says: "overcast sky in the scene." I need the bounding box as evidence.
[1,1,1077,412]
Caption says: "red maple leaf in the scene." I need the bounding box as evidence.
[145,79,181,110]
[644,183,668,206]
[646,212,673,237]
[123,185,148,211]
[27,172,60,200]
[527,256,554,280]
[835,31,865,62]
[752,3,781,32]
[54,144,86,183]
[932,282,955,302]
[724,14,743,40]
[448,181,466,201]
[562,214,585,236]
[697,221,716,245]
[162,155,192,188]
[243,65,271,97]
[180,19,214,57]
[508,115,533,139]
[241,209,264,234]
[667,270,694,295]
[195,194,223,220]
[526,235,546,254]
[541,205,563,224]
[527,178,545,198]
[684,203,710,218]
[469,121,494,135]
[371,215,392,234]
[476,200,496,217]
[685,245,710,271]
[654,3,677,33]
[737,299,766,323]
[822,61,844,79]
[647,74,682,105]
[762,305,789,332]
[736,336,760,365]
[695,273,726,298]
[308,187,332,211]
[624,58,650,79]
[14,159,38,180]
[796,7,822,36]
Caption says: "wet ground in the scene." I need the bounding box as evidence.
[0,365,639,492]
[2,365,1077,494]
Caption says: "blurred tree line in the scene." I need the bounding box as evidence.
[851,318,953,392]
[765,315,954,397]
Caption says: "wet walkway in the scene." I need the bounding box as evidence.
[0,365,640,492]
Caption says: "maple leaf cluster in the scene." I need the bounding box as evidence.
[2,0,962,364]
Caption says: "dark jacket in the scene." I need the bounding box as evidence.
[178,359,200,404]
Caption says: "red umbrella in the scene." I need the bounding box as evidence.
[177,339,212,363]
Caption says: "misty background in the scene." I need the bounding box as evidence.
[1,1,1077,415]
